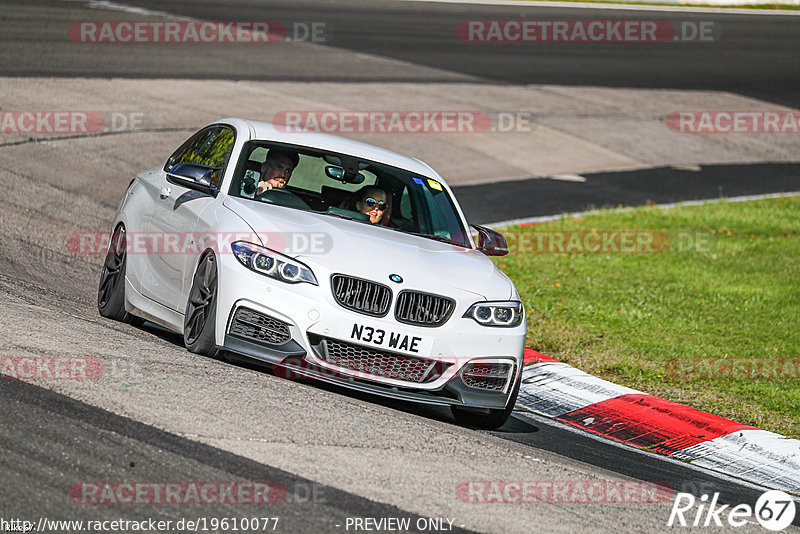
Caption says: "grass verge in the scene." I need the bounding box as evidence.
[497,195,800,438]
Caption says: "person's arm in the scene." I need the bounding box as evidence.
[256,179,273,195]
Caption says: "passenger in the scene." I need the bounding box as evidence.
[353,186,391,225]
[254,149,299,195]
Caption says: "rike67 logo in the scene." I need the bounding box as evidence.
[668,490,796,531]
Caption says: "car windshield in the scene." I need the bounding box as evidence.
[228,141,470,247]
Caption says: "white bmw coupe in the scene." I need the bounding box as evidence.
[98,118,526,428]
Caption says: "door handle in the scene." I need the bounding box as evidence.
[159,187,171,199]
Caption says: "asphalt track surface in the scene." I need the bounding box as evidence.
[2,0,800,532]
[4,0,800,107]
[1,364,786,529]
[1,379,477,534]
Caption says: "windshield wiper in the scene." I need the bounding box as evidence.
[318,210,357,221]
[406,231,466,247]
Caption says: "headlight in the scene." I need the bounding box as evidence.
[231,241,318,285]
[464,301,523,327]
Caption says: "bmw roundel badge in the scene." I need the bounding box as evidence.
[389,274,403,283]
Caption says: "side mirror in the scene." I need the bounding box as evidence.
[472,225,508,256]
[166,163,219,196]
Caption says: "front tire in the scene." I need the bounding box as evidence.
[451,370,522,430]
[97,225,140,324]
[184,252,220,358]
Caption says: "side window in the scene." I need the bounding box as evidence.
[167,126,236,188]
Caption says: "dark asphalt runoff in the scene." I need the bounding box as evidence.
[453,162,800,225]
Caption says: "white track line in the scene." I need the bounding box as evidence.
[61,0,184,18]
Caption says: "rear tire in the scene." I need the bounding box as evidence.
[184,252,220,358]
[451,370,522,430]
[97,225,140,324]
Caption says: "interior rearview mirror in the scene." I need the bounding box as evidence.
[325,165,365,184]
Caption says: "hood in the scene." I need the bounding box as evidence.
[223,197,514,301]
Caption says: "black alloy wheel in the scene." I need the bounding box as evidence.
[184,252,220,358]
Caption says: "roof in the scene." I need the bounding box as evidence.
[214,117,441,179]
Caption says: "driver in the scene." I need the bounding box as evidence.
[246,149,299,197]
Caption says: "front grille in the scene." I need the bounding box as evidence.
[395,290,455,327]
[331,275,392,317]
[316,337,448,383]
[460,362,513,391]
[229,307,291,345]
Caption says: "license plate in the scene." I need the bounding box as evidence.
[347,322,433,357]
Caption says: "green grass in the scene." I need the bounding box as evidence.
[496,195,800,437]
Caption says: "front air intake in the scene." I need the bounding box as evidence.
[460,362,513,392]
[229,307,291,345]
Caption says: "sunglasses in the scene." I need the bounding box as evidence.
[363,197,387,211]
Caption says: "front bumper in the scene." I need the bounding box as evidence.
[214,257,526,409]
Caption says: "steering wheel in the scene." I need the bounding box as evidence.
[254,188,309,210]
